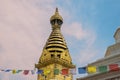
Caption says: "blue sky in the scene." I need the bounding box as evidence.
[0,0,120,80]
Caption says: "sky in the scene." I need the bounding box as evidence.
[0,0,120,80]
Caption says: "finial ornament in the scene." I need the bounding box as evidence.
[50,8,63,22]
[56,7,58,12]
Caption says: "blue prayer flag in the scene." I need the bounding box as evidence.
[37,70,43,74]
[5,69,11,72]
[78,67,86,74]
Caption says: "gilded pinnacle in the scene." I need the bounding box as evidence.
[36,8,75,80]
[56,7,58,12]
[50,8,63,22]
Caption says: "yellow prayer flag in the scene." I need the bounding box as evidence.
[43,69,50,75]
[12,70,16,74]
[87,66,96,73]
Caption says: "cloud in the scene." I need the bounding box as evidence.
[76,47,98,66]
[62,21,97,66]
[0,0,56,80]
[63,22,87,40]
[0,0,57,66]
[0,44,4,53]
[63,22,96,44]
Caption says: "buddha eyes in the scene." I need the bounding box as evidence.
[51,20,55,25]
[51,19,63,25]
[57,20,62,25]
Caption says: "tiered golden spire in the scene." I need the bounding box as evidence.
[36,8,75,69]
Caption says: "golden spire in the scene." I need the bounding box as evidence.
[36,8,75,69]
[50,8,63,22]
[35,8,75,80]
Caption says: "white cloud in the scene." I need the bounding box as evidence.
[63,22,97,66]
[63,22,96,45]
[63,22,87,40]
[0,0,58,64]
[0,0,56,80]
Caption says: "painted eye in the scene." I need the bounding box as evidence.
[57,20,62,25]
[51,20,55,25]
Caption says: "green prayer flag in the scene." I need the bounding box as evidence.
[54,69,59,75]
[16,70,22,73]
[98,65,107,73]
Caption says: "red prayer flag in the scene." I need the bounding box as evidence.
[62,69,68,75]
[23,70,29,75]
[109,64,119,71]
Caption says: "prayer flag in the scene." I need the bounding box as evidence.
[78,67,86,74]
[31,70,35,75]
[87,66,96,73]
[109,64,119,71]
[69,68,76,75]
[16,70,22,73]
[31,68,36,75]
[5,69,11,72]
[37,70,43,74]
[54,68,59,75]
[44,69,50,75]
[1,69,4,71]
[98,65,107,73]
[61,69,68,75]
[12,70,16,74]
[23,70,29,75]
